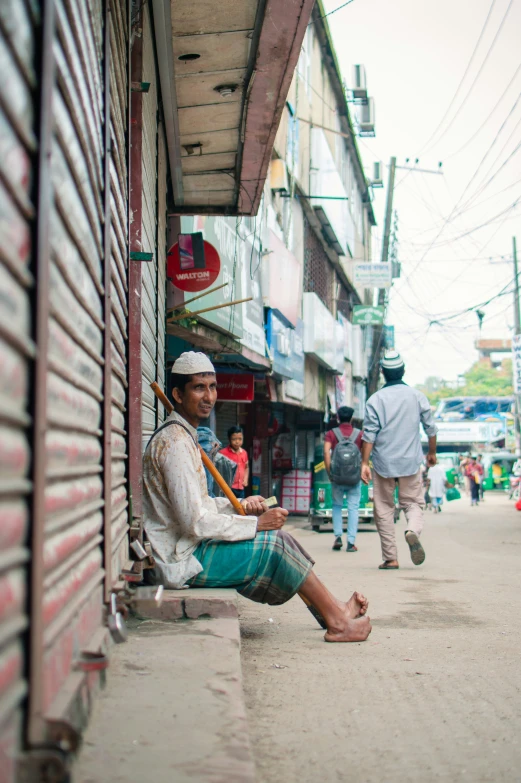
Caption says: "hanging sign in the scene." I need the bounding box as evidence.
[384,325,395,348]
[216,373,254,402]
[167,232,221,292]
[352,305,385,325]
[354,263,391,288]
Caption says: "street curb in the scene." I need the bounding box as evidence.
[133,587,239,621]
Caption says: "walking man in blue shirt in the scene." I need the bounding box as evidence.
[361,352,438,569]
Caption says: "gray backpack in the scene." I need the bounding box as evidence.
[330,427,361,486]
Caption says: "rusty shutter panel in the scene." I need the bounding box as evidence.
[106,0,130,585]
[156,123,167,426]
[0,0,37,772]
[28,0,109,748]
[140,5,160,451]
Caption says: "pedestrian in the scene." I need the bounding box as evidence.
[219,425,249,499]
[421,463,433,510]
[460,454,471,495]
[476,454,485,501]
[142,352,372,643]
[466,455,483,507]
[426,462,447,513]
[323,406,363,552]
[361,351,438,569]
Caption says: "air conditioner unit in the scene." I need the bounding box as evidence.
[270,158,289,192]
[352,65,367,101]
[277,332,291,356]
[371,161,383,188]
[358,97,375,136]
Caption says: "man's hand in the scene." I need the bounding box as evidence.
[361,463,372,485]
[241,496,267,516]
[256,508,288,531]
[426,452,437,467]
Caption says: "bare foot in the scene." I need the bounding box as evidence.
[324,615,372,643]
[346,591,369,618]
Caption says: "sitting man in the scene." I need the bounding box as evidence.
[143,351,371,643]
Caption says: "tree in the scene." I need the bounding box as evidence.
[461,359,513,397]
[418,359,513,404]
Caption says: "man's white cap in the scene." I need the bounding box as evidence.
[381,350,404,370]
[171,351,215,375]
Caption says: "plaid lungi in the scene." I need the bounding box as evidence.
[188,530,314,605]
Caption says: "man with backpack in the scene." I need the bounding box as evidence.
[324,406,363,552]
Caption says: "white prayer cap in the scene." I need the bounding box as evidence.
[381,350,404,370]
[171,351,215,375]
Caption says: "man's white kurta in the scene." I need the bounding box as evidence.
[143,411,257,588]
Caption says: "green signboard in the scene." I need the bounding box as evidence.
[352,305,385,325]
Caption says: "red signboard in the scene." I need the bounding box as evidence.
[167,234,221,292]
[216,373,255,402]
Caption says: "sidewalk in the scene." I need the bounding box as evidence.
[75,591,255,783]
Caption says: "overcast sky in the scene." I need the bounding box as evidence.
[323,0,521,385]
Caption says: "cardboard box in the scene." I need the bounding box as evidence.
[295,496,310,512]
[282,496,296,512]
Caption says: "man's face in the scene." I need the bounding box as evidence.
[229,432,243,451]
[173,373,217,426]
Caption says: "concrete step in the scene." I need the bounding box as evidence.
[75,590,255,783]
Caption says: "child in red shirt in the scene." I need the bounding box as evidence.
[220,426,249,498]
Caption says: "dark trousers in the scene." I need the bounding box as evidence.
[470,480,480,503]
[232,488,245,499]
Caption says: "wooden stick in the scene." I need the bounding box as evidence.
[150,383,247,515]
[167,297,252,323]
[167,282,228,312]
[149,381,325,628]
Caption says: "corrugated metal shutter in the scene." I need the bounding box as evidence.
[140,3,156,448]
[260,437,270,498]
[0,0,37,771]
[216,404,239,447]
[156,123,167,426]
[107,0,130,586]
[27,0,112,748]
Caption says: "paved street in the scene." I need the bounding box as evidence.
[239,492,521,783]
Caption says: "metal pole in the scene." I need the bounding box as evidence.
[513,237,520,333]
[380,156,397,268]
[513,237,521,455]
[368,157,396,395]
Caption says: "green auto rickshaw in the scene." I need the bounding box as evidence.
[481,451,516,491]
[308,445,399,531]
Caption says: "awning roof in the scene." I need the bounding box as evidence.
[152,0,314,216]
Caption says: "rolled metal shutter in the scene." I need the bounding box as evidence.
[0,0,37,771]
[28,0,110,748]
[140,4,161,452]
[260,437,270,498]
[216,404,239,447]
[156,123,167,427]
[107,0,130,585]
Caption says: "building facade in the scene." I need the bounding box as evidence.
[165,0,377,506]
[0,0,314,776]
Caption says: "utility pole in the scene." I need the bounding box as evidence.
[513,237,521,455]
[368,156,396,396]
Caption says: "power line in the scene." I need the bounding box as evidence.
[444,63,521,161]
[311,0,357,23]
[422,0,514,155]
[455,118,521,215]
[428,275,518,326]
[418,0,497,154]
